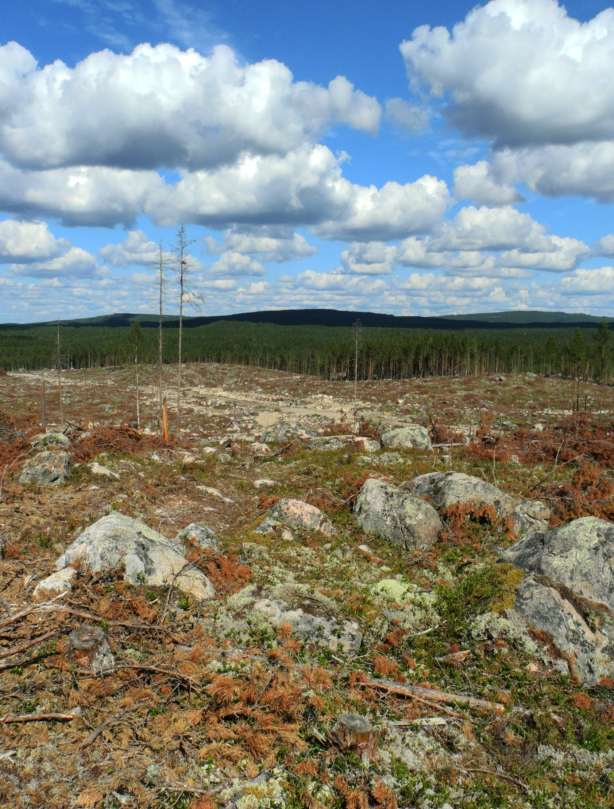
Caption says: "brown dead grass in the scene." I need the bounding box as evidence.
[72,425,169,463]
[537,463,614,525]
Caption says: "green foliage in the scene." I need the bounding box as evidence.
[436,562,522,639]
[0,320,611,381]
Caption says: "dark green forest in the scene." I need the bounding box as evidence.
[0,320,611,383]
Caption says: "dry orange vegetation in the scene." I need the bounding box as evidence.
[0,364,612,808]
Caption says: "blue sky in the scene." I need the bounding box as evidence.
[1,0,614,321]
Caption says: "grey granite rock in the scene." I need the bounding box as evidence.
[355,478,442,550]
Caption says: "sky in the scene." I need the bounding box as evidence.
[1,0,614,322]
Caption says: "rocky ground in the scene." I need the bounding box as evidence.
[0,363,612,809]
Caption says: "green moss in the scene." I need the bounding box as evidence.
[436,561,524,639]
[489,564,525,613]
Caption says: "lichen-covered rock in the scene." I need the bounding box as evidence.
[224,582,362,654]
[219,769,288,809]
[380,425,432,451]
[55,512,215,600]
[308,435,381,453]
[514,577,613,684]
[261,421,313,444]
[332,713,375,751]
[176,522,220,553]
[19,450,71,486]
[406,471,516,513]
[501,517,614,683]
[407,471,550,533]
[259,498,336,537]
[88,461,119,480]
[371,577,440,632]
[502,517,613,610]
[358,451,406,467]
[69,624,115,674]
[508,499,551,536]
[31,432,70,449]
[355,479,442,550]
[33,567,77,600]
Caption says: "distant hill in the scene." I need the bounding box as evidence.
[0,308,610,331]
[442,310,607,324]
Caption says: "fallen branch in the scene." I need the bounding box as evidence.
[359,678,506,715]
[115,663,203,692]
[0,649,58,673]
[461,767,529,793]
[0,628,59,660]
[0,712,76,724]
[57,604,177,638]
[0,592,68,630]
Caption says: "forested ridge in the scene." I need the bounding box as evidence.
[0,320,611,382]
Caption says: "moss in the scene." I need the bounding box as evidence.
[489,563,525,613]
[436,561,524,640]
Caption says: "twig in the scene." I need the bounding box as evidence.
[158,556,205,626]
[0,450,29,501]
[0,569,23,594]
[115,663,203,692]
[59,604,177,637]
[0,592,68,630]
[461,767,529,793]
[0,628,59,660]
[0,650,57,673]
[79,713,121,750]
[359,678,506,715]
[0,712,76,724]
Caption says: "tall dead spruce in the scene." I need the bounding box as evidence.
[157,242,168,440]
[56,322,63,424]
[175,225,196,433]
[176,226,186,432]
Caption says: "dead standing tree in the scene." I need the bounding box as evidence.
[129,321,144,429]
[157,242,168,439]
[175,225,195,433]
[353,318,362,404]
[56,323,64,425]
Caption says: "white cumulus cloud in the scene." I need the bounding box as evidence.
[0,219,68,262]
[402,0,614,148]
[454,161,521,206]
[0,41,380,172]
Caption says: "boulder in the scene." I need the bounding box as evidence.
[69,625,115,674]
[308,435,381,453]
[406,471,550,533]
[332,714,375,751]
[54,513,214,600]
[254,478,276,489]
[407,471,516,513]
[358,451,406,467]
[502,517,613,610]
[31,432,70,449]
[502,517,614,684]
[508,499,552,536]
[19,450,71,486]
[354,479,442,550]
[33,567,77,600]
[380,425,432,451]
[88,461,119,480]
[514,577,613,684]
[176,522,220,553]
[259,498,336,537]
[226,582,362,654]
[261,421,301,444]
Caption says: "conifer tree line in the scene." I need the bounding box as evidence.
[0,319,611,384]
[0,224,611,384]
